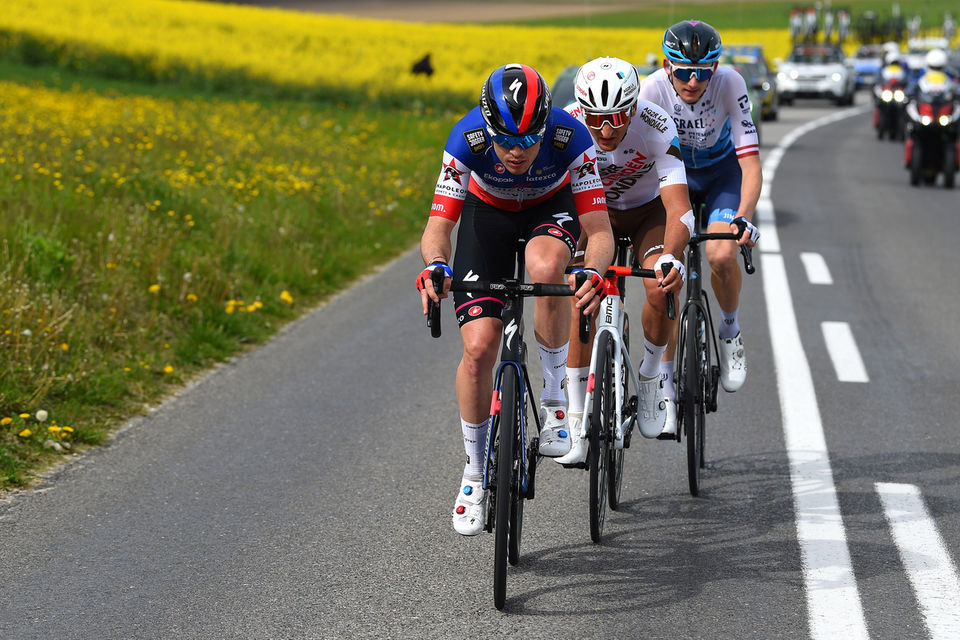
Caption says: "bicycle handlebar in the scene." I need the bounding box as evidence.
[689,218,756,275]
[425,267,575,339]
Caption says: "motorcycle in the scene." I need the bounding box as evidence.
[873,81,907,140]
[904,78,959,188]
[873,66,908,140]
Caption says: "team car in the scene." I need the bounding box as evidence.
[725,45,779,120]
[776,44,857,106]
[848,43,885,88]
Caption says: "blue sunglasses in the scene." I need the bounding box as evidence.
[670,64,715,82]
[487,127,543,150]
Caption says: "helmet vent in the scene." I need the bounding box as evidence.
[691,33,701,58]
[600,80,609,105]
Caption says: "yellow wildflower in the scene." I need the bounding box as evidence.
[61,343,69,351]
[163,365,174,374]
[280,290,293,304]
[1,417,12,425]
[149,284,161,293]
[18,429,31,437]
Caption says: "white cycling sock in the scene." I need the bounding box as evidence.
[718,307,740,340]
[460,416,489,480]
[660,359,676,402]
[538,341,568,406]
[638,337,666,379]
[565,366,589,415]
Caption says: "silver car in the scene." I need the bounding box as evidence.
[777,45,857,106]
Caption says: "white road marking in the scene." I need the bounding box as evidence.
[800,252,833,284]
[761,106,871,639]
[821,321,868,382]
[876,483,960,639]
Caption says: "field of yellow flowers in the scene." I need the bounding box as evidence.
[0,0,799,104]
[0,0,803,488]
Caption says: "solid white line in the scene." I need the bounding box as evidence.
[821,321,868,382]
[800,252,833,285]
[876,483,960,639]
[761,106,870,639]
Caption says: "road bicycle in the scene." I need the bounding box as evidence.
[568,238,674,543]
[425,242,574,610]
[670,207,754,497]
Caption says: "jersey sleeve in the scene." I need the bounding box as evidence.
[636,101,687,189]
[429,150,471,222]
[561,120,606,216]
[723,70,760,159]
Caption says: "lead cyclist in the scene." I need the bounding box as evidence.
[638,20,761,427]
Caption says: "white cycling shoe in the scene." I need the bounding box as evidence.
[452,475,487,536]
[638,374,667,438]
[719,332,747,392]
[554,412,586,465]
[657,399,678,440]
[537,404,571,457]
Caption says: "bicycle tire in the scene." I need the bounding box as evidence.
[493,366,517,610]
[589,331,613,543]
[608,314,628,510]
[508,372,525,566]
[684,307,705,496]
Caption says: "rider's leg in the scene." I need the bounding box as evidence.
[704,219,743,338]
[526,235,573,403]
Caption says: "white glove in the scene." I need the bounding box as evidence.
[733,217,760,244]
[654,253,685,284]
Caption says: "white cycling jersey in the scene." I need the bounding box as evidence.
[564,99,687,210]
[638,66,759,169]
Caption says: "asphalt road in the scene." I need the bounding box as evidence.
[1,92,958,639]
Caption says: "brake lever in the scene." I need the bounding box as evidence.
[427,267,445,338]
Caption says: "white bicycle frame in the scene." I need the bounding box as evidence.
[580,284,640,449]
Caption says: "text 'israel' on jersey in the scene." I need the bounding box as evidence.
[428,106,606,222]
[637,65,759,169]
[565,99,687,210]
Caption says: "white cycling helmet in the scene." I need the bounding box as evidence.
[574,57,640,114]
[926,48,947,70]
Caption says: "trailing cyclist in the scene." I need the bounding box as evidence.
[416,64,615,536]
[638,20,761,409]
[560,56,690,462]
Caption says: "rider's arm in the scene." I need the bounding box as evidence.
[723,68,763,246]
[577,210,615,314]
[418,216,455,313]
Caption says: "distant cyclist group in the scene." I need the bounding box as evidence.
[416,20,761,537]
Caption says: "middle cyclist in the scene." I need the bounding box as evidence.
[638,20,761,418]
[559,56,690,465]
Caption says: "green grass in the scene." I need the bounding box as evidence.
[501,0,960,30]
[0,59,464,489]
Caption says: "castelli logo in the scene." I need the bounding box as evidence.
[495,163,505,173]
[469,305,482,316]
[548,228,562,237]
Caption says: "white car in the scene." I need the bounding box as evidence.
[777,45,857,105]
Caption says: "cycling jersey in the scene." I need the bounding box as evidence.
[429,106,606,221]
[564,99,687,210]
[637,66,759,169]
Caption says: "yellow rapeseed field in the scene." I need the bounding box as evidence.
[0,0,797,101]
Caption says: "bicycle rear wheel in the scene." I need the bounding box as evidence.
[683,307,706,496]
[589,331,613,542]
[493,366,518,610]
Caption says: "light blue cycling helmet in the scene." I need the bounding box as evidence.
[662,20,723,64]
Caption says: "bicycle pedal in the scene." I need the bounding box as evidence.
[560,461,588,470]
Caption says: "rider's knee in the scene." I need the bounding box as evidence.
[461,327,499,374]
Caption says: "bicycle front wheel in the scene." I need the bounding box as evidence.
[683,307,706,496]
[589,331,613,543]
[493,365,518,610]
[608,313,628,510]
